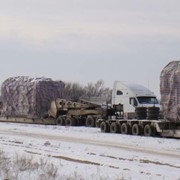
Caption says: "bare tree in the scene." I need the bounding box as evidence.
[63,82,86,100]
[84,80,109,97]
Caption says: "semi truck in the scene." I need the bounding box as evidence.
[98,81,180,138]
[111,81,160,119]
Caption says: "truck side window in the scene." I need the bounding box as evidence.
[130,98,138,107]
[134,98,138,106]
[130,98,133,105]
[117,90,123,95]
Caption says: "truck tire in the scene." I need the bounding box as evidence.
[132,124,141,135]
[86,116,95,127]
[110,122,120,133]
[100,122,110,133]
[65,117,76,126]
[96,119,102,128]
[56,116,64,126]
[121,123,130,134]
[144,124,153,136]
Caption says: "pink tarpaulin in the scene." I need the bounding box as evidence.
[1,76,64,118]
[160,61,180,122]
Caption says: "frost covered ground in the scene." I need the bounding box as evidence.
[0,122,180,180]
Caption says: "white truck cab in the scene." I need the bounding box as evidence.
[112,81,159,119]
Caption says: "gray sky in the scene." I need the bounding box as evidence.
[0,0,180,98]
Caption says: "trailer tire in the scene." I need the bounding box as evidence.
[144,124,154,136]
[132,124,141,135]
[121,123,130,134]
[86,116,95,127]
[100,122,110,133]
[65,117,76,126]
[57,116,65,126]
[110,122,119,133]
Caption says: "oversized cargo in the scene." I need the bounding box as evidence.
[160,61,180,122]
[1,76,64,118]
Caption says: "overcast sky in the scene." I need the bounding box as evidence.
[0,0,180,98]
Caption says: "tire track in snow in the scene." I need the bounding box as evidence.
[1,140,180,170]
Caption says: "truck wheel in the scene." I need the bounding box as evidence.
[132,124,141,135]
[56,116,64,126]
[96,119,102,128]
[144,124,153,136]
[100,122,110,133]
[86,116,95,127]
[65,117,76,126]
[110,122,119,133]
[121,123,129,134]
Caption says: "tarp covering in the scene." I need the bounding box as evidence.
[1,76,64,118]
[160,61,180,122]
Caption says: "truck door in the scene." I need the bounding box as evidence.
[129,97,138,107]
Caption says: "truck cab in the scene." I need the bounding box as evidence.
[112,81,159,119]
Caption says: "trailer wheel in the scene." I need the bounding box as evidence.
[144,124,153,136]
[86,116,95,127]
[132,124,141,135]
[65,117,76,126]
[110,122,119,133]
[100,122,110,133]
[121,123,130,134]
[57,116,64,126]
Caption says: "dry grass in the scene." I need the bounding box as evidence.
[0,149,126,180]
[0,150,59,180]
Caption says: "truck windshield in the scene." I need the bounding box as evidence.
[137,97,159,105]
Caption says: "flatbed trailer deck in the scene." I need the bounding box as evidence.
[0,116,57,125]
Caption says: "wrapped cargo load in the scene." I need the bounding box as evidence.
[160,61,180,122]
[1,76,64,118]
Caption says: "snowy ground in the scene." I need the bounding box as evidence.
[0,122,180,180]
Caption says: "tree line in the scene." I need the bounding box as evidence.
[63,80,112,103]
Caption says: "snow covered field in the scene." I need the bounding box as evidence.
[0,122,180,180]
